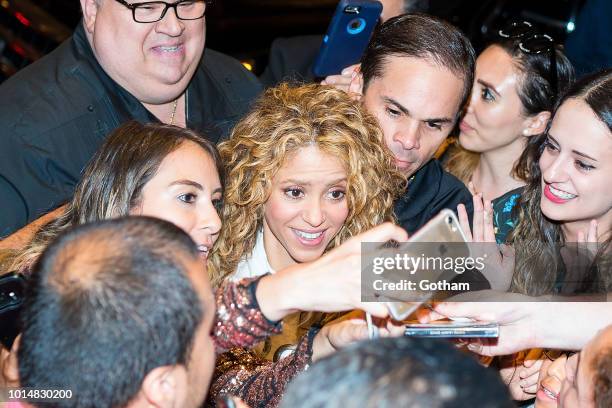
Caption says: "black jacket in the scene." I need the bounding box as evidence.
[394,159,473,234]
[0,24,262,237]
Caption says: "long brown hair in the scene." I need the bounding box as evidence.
[510,69,612,295]
[209,83,406,286]
[11,122,221,272]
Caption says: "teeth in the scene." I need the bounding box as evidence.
[542,386,557,400]
[159,46,180,52]
[549,185,577,199]
[295,230,323,240]
[197,245,209,253]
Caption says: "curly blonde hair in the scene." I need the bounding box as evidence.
[209,83,406,286]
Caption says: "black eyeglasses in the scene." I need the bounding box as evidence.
[114,0,208,23]
[499,21,558,97]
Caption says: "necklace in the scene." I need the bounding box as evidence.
[169,98,179,125]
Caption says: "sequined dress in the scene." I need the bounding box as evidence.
[208,234,323,407]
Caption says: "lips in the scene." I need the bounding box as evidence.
[459,120,474,133]
[291,228,326,247]
[543,184,577,204]
[394,158,414,170]
[197,244,210,259]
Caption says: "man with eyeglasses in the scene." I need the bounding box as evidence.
[0,0,262,237]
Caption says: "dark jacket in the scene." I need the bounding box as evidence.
[394,159,473,234]
[0,24,262,237]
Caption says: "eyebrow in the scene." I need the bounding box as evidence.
[477,79,501,96]
[169,179,223,194]
[281,177,347,187]
[382,96,453,124]
[547,134,598,162]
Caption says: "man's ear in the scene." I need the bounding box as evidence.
[80,0,100,35]
[1,334,21,387]
[523,111,551,136]
[140,365,188,408]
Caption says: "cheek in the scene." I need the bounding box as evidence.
[264,195,299,227]
[327,202,350,229]
[142,200,196,236]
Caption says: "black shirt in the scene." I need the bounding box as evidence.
[0,24,262,237]
[394,159,474,234]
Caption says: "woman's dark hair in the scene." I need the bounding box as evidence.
[12,121,222,272]
[510,69,612,295]
[492,37,575,118]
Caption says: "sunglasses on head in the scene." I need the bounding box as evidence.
[498,21,558,97]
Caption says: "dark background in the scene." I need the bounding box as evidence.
[0,0,586,83]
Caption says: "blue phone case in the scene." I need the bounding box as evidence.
[313,0,382,77]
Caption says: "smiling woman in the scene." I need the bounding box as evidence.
[510,68,612,296]
[207,83,405,407]
[10,121,224,273]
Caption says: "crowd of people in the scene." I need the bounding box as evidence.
[0,0,610,407]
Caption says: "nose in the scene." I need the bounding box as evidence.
[541,154,568,185]
[547,355,568,382]
[465,85,478,114]
[155,5,185,36]
[197,202,222,241]
[302,198,326,227]
[393,120,420,150]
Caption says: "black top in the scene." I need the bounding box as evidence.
[0,24,262,237]
[394,159,473,234]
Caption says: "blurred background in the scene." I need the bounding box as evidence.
[0,0,589,83]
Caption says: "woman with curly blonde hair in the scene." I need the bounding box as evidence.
[208,83,405,407]
[209,83,404,285]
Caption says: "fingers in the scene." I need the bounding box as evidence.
[321,64,361,93]
[351,222,409,244]
[358,302,389,319]
[457,203,473,241]
[468,181,477,196]
[472,193,485,242]
[519,370,540,394]
[483,199,496,243]
[587,219,598,243]
[347,70,363,99]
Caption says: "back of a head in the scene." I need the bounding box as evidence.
[280,337,513,408]
[18,216,203,408]
[361,13,476,108]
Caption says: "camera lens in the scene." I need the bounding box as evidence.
[346,18,366,35]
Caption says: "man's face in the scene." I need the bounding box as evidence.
[362,56,464,177]
[81,0,206,104]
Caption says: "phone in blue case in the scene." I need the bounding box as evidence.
[313,0,382,77]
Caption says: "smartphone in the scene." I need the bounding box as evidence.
[404,321,500,338]
[0,272,26,349]
[312,0,382,77]
[385,209,470,321]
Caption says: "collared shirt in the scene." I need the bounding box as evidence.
[232,229,275,281]
[0,24,262,236]
[394,159,474,234]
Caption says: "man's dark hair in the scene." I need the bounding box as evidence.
[18,216,204,408]
[280,337,514,408]
[361,13,476,113]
